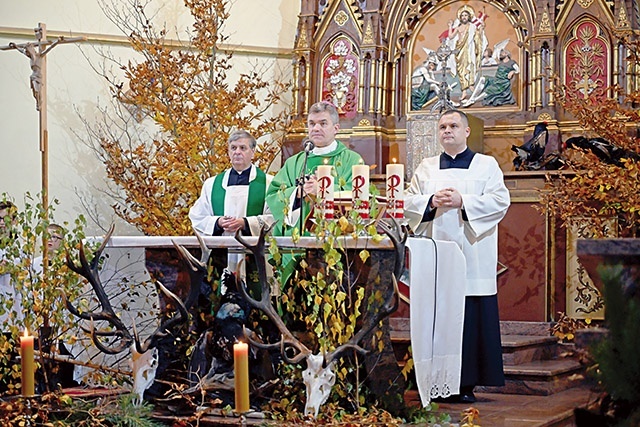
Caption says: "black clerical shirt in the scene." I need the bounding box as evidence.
[227,166,251,186]
[439,147,476,169]
[422,148,476,222]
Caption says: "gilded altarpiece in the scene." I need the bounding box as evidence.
[290,0,637,322]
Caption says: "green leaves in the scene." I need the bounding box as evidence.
[0,192,89,394]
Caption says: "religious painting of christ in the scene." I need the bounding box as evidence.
[409,2,521,111]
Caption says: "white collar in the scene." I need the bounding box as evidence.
[312,140,338,155]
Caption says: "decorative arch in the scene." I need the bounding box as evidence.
[383,0,535,116]
[407,1,526,111]
[561,18,611,99]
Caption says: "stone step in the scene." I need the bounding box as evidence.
[500,320,554,336]
[501,334,560,365]
[390,331,562,365]
[479,359,585,396]
[505,358,582,377]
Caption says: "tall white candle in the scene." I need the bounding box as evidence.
[316,165,334,219]
[386,161,404,219]
[351,164,370,219]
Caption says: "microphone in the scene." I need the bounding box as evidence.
[303,138,315,154]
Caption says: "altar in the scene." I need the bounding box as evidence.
[79,234,408,410]
[83,233,467,407]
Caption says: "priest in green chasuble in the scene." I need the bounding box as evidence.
[266,101,363,236]
[189,129,274,277]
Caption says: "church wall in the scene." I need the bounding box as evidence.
[0,0,299,235]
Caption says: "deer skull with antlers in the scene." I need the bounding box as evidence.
[64,225,207,405]
[235,219,407,417]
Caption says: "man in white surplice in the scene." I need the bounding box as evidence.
[189,130,274,289]
[405,109,510,404]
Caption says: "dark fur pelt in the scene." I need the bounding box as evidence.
[187,269,274,389]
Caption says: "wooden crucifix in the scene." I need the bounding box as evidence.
[0,23,85,212]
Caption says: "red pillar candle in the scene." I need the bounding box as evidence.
[233,341,250,413]
[20,329,35,396]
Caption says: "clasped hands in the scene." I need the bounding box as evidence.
[431,187,463,209]
[217,216,246,233]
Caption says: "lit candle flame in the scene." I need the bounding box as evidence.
[323,158,329,165]
[392,158,397,164]
[24,329,30,337]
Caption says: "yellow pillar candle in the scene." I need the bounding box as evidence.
[386,160,405,219]
[352,164,370,219]
[20,329,35,396]
[233,341,250,413]
[316,165,335,219]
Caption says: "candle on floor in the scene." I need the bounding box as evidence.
[233,341,250,413]
[386,160,404,219]
[316,164,335,219]
[20,329,35,396]
[352,163,370,219]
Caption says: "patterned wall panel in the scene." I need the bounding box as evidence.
[498,202,548,321]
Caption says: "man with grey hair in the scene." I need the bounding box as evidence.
[189,130,274,275]
[266,101,362,236]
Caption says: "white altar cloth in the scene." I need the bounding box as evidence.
[407,237,467,406]
[96,235,394,250]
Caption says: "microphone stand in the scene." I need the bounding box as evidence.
[296,141,312,234]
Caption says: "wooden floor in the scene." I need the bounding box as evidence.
[150,385,596,426]
[405,385,596,427]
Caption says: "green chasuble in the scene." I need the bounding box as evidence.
[266,140,363,236]
[265,141,362,284]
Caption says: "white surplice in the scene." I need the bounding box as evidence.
[404,154,510,296]
[0,248,23,327]
[407,237,466,405]
[189,165,273,274]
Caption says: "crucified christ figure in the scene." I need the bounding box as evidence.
[24,43,43,111]
[8,26,45,110]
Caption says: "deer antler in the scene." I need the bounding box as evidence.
[65,224,134,354]
[65,225,197,355]
[171,229,210,311]
[234,218,407,367]
[233,219,408,417]
[234,225,313,364]
[324,217,407,367]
